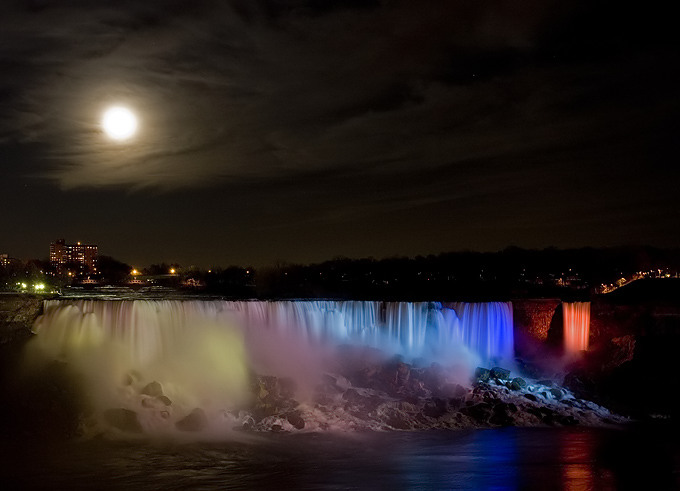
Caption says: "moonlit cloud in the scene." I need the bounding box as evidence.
[1,0,678,265]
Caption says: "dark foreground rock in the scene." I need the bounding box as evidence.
[239,355,627,433]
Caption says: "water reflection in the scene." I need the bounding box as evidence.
[400,429,519,490]
[560,430,613,491]
[1,426,678,490]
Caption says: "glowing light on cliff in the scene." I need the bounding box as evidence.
[563,302,590,353]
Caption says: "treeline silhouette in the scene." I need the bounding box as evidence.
[199,246,680,300]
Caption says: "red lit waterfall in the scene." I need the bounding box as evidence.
[562,302,590,353]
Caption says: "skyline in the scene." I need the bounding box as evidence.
[2,1,679,268]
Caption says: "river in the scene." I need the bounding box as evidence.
[2,424,677,490]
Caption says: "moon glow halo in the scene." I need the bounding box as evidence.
[102,106,138,141]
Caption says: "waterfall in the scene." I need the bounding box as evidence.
[562,302,590,353]
[444,302,515,366]
[34,299,513,365]
[28,299,515,435]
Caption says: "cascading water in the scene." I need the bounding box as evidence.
[29,299,514,435]
[444,302,515,367]
[562,302,590,354]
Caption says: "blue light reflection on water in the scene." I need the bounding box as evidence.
[399,429,519,490]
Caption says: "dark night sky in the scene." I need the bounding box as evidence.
[1,0,678,268]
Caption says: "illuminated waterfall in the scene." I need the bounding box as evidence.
[34,299,514,366]
[445,302,515,366]
[562,302,590,353]
[29,300,514,434]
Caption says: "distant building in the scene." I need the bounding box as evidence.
[0,253,9,267]
[49,239,98,274]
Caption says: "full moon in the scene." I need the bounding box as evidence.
[102,106,138,141]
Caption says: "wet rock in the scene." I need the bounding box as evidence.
[176,408,208,432]
[474,367,490,383]
[563,370,597,401]
[523,394,538,402]
[286,410,305,430]
[549,388,563,400]
[490,367,511,380]
[507,378,525,391]
[141,381,163,398]
[104,408,143,433]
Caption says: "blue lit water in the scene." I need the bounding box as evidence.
[2,425,677,490]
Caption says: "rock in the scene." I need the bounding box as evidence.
[395,362,411,386]
[448,398,464,410]
[602,335,636,372]
[422,398,447,418]
[141,381,164,397]
[322,373,351,392]
[489,402,515,426]
[460,402,493,423]
[141,398,156,408]
[253,403,277,421]
[342,388,376,407]
[523,393,538,402]
[381,408,411,430]
[440,383,468,398]
[549,388,563,400]
[563,370,597,400]
[104,408,143,433]
[158,395,172,406]
[399,401,418,413]
[474,367,490,383]
[556,415,579,426]
[490,367,511,380]
[422,363,446,391]
[508,377,527,391]
[239,416,255,430]
[279,377,298,399]
[176,408,208,432]
[286,410,305,429]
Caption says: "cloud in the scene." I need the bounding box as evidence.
[0,0,677,197]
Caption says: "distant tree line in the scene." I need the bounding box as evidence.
[3,246,679,299]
